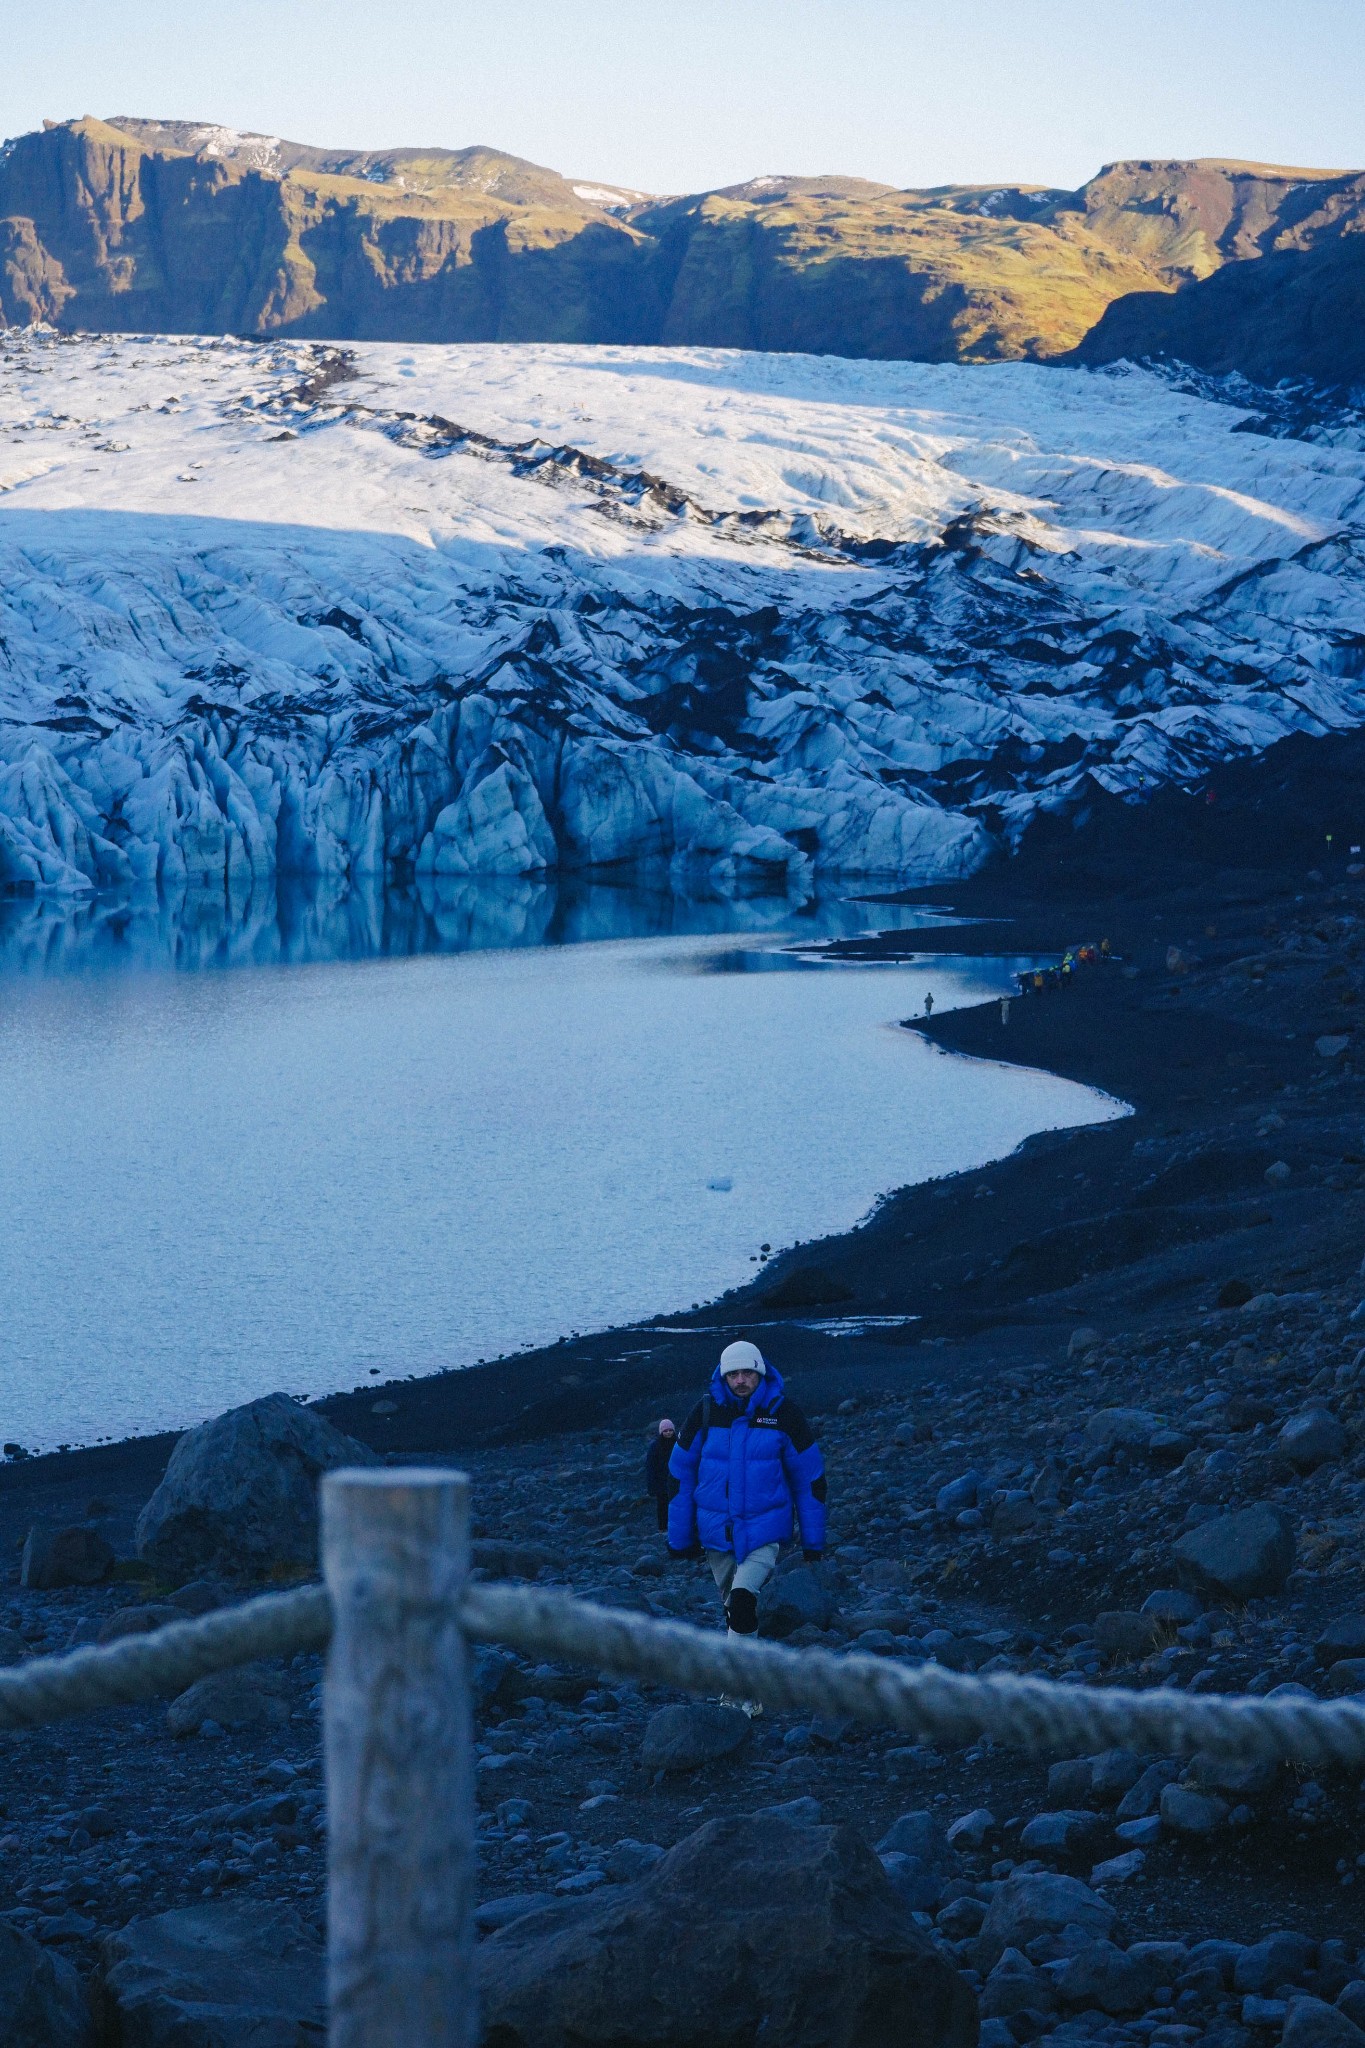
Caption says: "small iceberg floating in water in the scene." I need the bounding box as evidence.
[707,1175,734,1192]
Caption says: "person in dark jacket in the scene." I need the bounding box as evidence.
[667,1339,825,1712]
[644,1418,677,1531]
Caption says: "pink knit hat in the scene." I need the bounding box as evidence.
[658,1418,676,1434]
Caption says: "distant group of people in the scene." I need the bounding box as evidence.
[643,1340,826,1714]
[1015,937,1115,998]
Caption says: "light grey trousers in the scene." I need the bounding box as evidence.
[706,1541,780,1631]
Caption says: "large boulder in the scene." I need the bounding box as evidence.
[480,1814,977,2048]
[1278,1409,1347,1472]
[639,1704,751,1775]
[975,1872,1115,1973]
[135,1392,378,1578]
[1172,1504,1295,1602]
[165,1671,292,1739]
[1057,1939,1167,2016]
[1283,1998,1365,2048]
[0,1921,94,2045]
[20,1526,113,1590]
[98,1901,323,2046]
[1315,1616,1365,1666]
[1083,1409,1160,1452]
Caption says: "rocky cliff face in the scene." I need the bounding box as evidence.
[1071,234,1365,387]
[1,121,1361,374]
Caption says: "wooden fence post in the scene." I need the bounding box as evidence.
[322,1468,477,2048]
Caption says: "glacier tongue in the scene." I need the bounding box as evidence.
[1,329,1364,894]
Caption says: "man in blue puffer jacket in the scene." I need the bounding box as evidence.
[667,1340,826,1710]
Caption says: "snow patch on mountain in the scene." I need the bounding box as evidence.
[0,330,1363,894]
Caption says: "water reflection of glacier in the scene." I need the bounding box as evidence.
[0,872,950,977]
[0,878,1125,1451]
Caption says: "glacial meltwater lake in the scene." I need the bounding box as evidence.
[0,878,1127,1450]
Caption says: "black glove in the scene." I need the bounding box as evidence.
[667,1545,698,1562]
[803,1549,824,1564]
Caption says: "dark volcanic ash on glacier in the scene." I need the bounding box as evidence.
[0,331,1363,894]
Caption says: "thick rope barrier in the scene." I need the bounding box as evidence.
[0,1578,1361,1769]
[0,1586,331,1731]
[462,1584,1365,1770]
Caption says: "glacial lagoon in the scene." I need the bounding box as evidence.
[0,877,1127,1450]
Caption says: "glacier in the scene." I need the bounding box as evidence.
[1,329,1364,894]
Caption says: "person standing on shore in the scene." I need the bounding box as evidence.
[923,990,934,1018]
[666,1340,826,1713]
[644,1418,676,1531]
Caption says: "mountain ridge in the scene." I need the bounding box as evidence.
[0,119,1361,376]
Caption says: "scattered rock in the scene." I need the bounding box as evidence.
[0,1920,94,2045]
[1283,1998,1365,2048]
[1046,1759,1093,1805]
[975,1872,1115,1973]
[1337,1986,1365,2031]
[935,1473,980,1516]
[1058,1938,1163,2015]
[1233,1932,1318,1995]
[992,1496,1041,1537]
[1226,1392,1277,1429]
[1068,1328,1102,1358]
[1088,1750,1144,1804]
[1172,1503,1296,1600]
[602,1840,664,1884]
[1266,1161,1292,1185]
[1019,1810,1107,1856]
[1141,1588,1202,1625]
[1115,1761,1180,1821]
[945,1807,996,1849]
[166,1671,292,1739]
[1084,1408,1159,1451]
[1093,1611,1161,1660]
[99,1901,323,2046]
[1315,1616,1365,1665]
[1160,1784,1228,1836]
[473,1540,564,1580]
[759,1563,835,1638]
[876,1812,960,1909]
[1277,1407,1347,1471]
[97,1602,185,1645]
[20,1525,113,1590]
[639,1703,751,1775]
[979,1949,1057,2020]
[135,1391,378,1578]
[1186,1751,1276,1799]
[480,1815,977,2048]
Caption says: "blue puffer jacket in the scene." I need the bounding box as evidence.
[667,1363,826,1562]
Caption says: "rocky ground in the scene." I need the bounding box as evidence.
[4,737,1365,2040]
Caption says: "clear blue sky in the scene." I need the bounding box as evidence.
[6,0,1362,194]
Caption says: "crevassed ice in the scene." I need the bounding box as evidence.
[1,331,1363,895]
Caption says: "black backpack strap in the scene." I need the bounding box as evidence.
[700,1393,712,1446]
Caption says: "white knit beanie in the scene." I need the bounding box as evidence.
[719,1340,767,1379]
